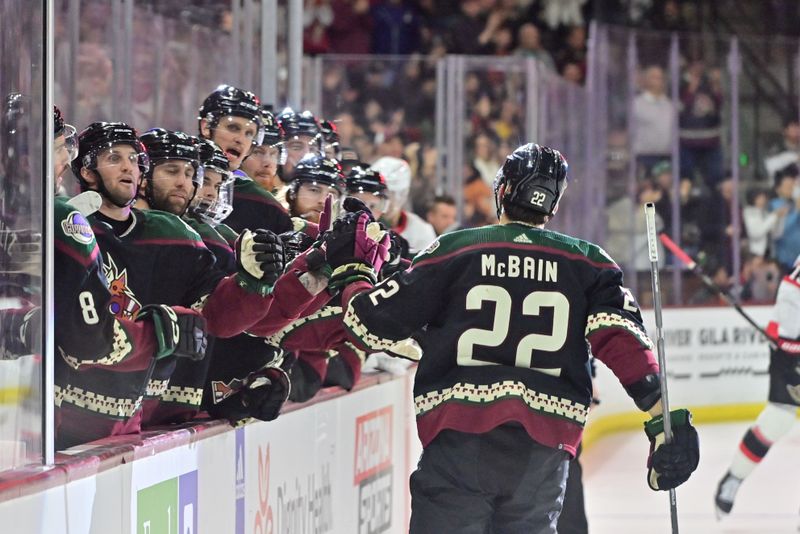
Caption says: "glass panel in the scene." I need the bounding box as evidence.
[0,0,46,471]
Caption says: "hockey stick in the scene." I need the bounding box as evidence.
[644,203,679,534]
[657,232,779,350]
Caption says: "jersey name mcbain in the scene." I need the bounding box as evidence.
[480,254,558,282]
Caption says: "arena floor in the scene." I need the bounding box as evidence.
[583,421,800,533]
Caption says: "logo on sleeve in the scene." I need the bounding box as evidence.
[103,254,142,320]
[61,211,94,245]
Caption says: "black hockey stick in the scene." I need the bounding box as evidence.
[658,233,778,350]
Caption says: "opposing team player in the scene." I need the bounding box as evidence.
[370,156,436,254]
[197,86,291,234]
[339,143,700,533]
[715,255,800,518]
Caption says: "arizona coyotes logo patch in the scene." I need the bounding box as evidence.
[211,377,247,404]
[103,254,142,320]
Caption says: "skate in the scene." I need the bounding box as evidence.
[714,471,742,519]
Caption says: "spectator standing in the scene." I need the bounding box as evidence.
[371,0,421,55]
[472,133,501,186]
[426,195,458,236]
[328,0,372,54]
[743,186,780,258]
[770,165,800,271]
[303,0,333,55]
[764,117,800,183]
[679,60,724,189]
[633,66,675,176]
[514,23,556,71]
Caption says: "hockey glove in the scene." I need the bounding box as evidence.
[239,366,291,421]
[235,229,285,295]
[136,304,208,361]
[0,306,41,360]
[328,262,377,292]
[644,408,700,491]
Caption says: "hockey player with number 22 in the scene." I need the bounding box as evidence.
[338,143,700,533]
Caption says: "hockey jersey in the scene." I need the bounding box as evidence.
[53,197,163,448]
[342,223,659,456]
[766,257,800,351]
[224,173,292,234]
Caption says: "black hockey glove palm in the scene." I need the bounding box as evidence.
[644,408,700,491]
[235,229,284,295]
[136,304,208,361]
[0,306,40,360]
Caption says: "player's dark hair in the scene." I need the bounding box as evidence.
[501,198,550,226]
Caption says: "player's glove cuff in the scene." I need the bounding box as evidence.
[137,304,208,361]
[235,270,276,297]
[328,262,377,292]
[644,408,700,491]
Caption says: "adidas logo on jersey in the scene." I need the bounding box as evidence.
[513,233,533,244]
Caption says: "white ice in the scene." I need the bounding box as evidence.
[583,422,800,534]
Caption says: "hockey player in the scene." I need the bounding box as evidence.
[339,143,700,533]
[197,85,291,235]
[71,121,330,425]
[344,165,390,221]
[370,156,436,254]
[287,154,345,225]
[1,106,209,448]
[239,107,285,196]
[715,255,800,518]
[276,107,323,181]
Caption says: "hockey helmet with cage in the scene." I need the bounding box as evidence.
[138,128,204,205]
[493,143,568,219]
[248,106,287,166]
[189,138,235,226]
[72,122,150,206]
[319,119,342,160]
[197,84,264,144]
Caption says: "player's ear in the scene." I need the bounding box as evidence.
[200,119,212,140]
[80,166,97,187]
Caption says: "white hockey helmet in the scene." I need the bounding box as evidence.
[370,157,411,193]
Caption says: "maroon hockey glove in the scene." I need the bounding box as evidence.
[235,229,285,295]
[136,304,208,361]
[0,306,40,360]
[644,409,699,490]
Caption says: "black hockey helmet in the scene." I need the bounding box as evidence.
[259,107,284,147]
[72,122,150,204]
[195,137,231,174]
[276,107,321,140]
[189,138,235,226]
[291,154,346,192]
[197,84,264,143]
[53,105,79,165]
[319,119,342,160]
[493,143,568,219]
[138,128,203,205]
[346,165,387,195]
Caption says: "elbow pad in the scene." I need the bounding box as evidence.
[624,373,661,412]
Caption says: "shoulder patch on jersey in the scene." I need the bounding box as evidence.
[61,211,94,245]
[420,239,440,256]
[513,233,533,244]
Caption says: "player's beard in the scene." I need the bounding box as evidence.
[153,188,190,216]
[103,175,138,207]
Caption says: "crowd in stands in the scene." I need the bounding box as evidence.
[53,0,800,308]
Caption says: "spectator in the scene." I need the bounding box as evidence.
[371,0,421,55]
[651,161,674,235]
[769,165,800,271]
[689,262,732,305]
[540,0,587,30]
[606,178,665,271]
[561,62,584,84]
[303,0,333,55]
[328,0,372,54]
[740,256,781,303]
[514,23,556,71]
[633,65,674,176]
[764,117,800,183]
[742,186,779,258]
[700,175,740,272]
[426,195,458,235]
[679,60,724,189]
[556,25,587,75]
[677,177,707,258]
[446,0,488,55]
[472,133,501,186]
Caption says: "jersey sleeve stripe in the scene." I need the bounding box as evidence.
[342,305,398,352]
[55,239,101,268]
[585,312,654,349]
[411,241,619,271]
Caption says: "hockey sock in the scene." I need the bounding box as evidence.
[729,402,796,480]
